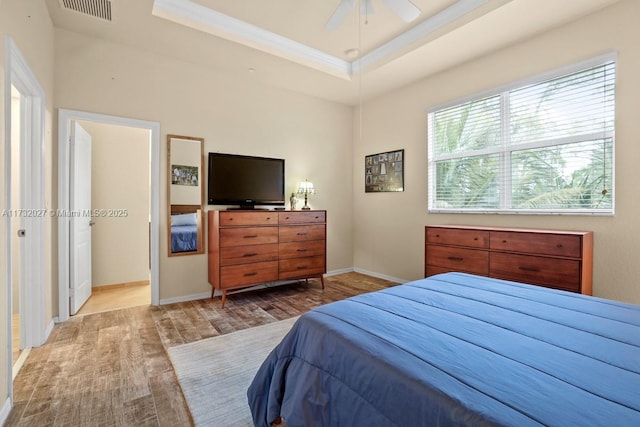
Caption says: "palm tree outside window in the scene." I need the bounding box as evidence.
[427,54,615,215]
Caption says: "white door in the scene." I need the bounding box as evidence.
[70,121,93,314]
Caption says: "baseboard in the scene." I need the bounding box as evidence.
[92,280,149,291]
[160,292,211,305]
[325,267,354,276]
[1,396,11,426]
[353,267,409,284]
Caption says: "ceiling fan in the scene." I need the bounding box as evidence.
[325,0,422,31]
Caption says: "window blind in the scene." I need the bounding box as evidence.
[428,58,615,214]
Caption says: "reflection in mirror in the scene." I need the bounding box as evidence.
[168,135,204,256]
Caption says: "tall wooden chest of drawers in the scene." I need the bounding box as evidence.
[425,225,593,294]
[208,210,326,306]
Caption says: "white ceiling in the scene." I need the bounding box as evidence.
[45,0,620,106]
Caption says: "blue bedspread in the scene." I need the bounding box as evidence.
[170,224,197,252]
[247,272,640,426]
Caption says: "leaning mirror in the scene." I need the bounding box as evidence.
[167,134,204,256]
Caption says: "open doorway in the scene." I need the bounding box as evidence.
[58,109,160,323]
[75,120,151,316]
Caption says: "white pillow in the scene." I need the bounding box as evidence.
[171,212,197,226]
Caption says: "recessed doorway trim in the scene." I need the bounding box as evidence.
[4,36,47,406]
[57,109,160,323]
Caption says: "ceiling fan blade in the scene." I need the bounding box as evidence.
[325,0,357,31]
[381,0,421,22]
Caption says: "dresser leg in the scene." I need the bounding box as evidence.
[320,275,325,290]
[221,290,227,308]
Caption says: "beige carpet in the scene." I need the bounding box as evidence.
[168,317,299,426]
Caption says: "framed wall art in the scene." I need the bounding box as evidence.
[365,149,404,193]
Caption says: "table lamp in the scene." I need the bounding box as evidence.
[297,180,315,210]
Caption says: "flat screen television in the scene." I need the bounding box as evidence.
[208,153,285,209]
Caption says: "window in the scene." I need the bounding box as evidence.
[427,55,615,214]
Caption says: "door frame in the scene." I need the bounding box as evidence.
[57,109,160,322]
[4,36,47,399]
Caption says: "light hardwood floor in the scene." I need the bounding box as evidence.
[5,273,397,426]
[77,281,151,316]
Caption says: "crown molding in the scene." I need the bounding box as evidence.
[152,0,353,79]
[152,0,488,79]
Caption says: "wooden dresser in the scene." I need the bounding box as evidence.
[425,225,593,295]
[208,210,326,306]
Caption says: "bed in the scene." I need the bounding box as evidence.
[247,272,640,426]
[170,212,198,252]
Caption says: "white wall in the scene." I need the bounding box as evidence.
[354,0,640,304]
[79,121,150,287]
[54,29,354,301]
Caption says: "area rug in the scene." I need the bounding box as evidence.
[168,316,299,426]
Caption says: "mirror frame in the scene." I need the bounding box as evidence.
[167,134,205,256]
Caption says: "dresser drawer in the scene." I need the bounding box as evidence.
[279,225,325,243]
[220,261,278,289]
[279,256,325,279]
[220,244,278,266]
[279,211,325,224]
[219,211,278,226]
[426,244,489,275]
[279,240,325,260]
[426,227,489,249]
[220,227,278,247]
[490,253,580,292]
[490,231,581,258]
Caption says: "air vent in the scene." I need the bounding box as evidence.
[58,0,112,22]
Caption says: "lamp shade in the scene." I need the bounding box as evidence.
[296,179,315,210]
[297,180,315,195]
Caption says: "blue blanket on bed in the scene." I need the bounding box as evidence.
[170,224,197,252]
[247,272,640,427]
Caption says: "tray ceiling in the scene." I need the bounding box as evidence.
[45,0,621,105]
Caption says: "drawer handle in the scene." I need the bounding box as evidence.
[557,243,563,248]
[285,216,290,220]
[244,272,258,277]
[244,235,258,239]
[296,265,309,270]
[502,240,507,243]
[447,256,463,262]
[473,237,478,241]
[297,232,308,236]
[243,253,258,257]
[297,248,308,252]
[519,266,540,272]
